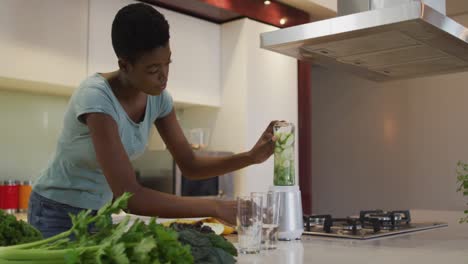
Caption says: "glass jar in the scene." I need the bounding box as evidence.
[273,122,295,186]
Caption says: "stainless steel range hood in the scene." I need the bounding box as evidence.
[260,0,468,81]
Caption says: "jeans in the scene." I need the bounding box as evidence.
[27,191,97,238]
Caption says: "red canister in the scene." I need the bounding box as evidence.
[4,180,19,214]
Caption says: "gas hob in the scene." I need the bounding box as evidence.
[303,210,447,240]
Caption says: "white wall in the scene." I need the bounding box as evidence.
[244,20,298,195]
[216,19,250,195]
[219,19,298,196]
[0,91,68,182]
[311,66,468,217]
[405,73,468,211]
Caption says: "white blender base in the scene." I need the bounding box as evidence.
[269,185,304,241]
[278,230,303,241]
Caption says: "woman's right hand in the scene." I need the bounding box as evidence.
[214,200,237,226]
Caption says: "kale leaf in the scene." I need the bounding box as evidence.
[0,210,43,246]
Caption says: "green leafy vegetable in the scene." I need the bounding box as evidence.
[0,210,43,246]
[456,160,468,223]
[274,130,295,186]
[177,229,237,264]
[205,232,237,257]
[0,193,237,263]
[0,193,193,263]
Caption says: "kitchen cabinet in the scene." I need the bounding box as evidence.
[88,0,221,107]
[0,0,88,92]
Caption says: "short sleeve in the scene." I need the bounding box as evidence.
[73,85,119,124]
[157,90,174,119]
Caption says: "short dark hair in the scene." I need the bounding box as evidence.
[111,3,170,63]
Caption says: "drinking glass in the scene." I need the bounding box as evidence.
[252,191,281,250]
[188,128,210,150]
[237,195,263,254]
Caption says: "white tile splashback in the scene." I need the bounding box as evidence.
[0,90,68,181]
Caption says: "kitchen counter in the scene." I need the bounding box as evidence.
[234,210,468,264]
[17,209,468,263]
[112,209,468,263]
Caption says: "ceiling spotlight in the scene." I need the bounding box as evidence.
[264,0,271,5]
[280,18,287,25]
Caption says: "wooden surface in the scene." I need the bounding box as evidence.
[13,212,28,222]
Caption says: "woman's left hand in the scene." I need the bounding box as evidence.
[214,200,237,225]
[248,120,279,164]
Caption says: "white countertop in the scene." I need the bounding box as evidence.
[17,209,468,263]
[236,210,468,264]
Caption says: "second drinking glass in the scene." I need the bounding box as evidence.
[251,191,281,250]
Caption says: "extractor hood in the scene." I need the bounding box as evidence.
[260,0,468,81]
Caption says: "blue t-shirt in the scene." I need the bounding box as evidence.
[33,73,173,210]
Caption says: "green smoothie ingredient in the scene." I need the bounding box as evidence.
[274,128,295,186]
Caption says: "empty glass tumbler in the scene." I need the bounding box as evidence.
[237,195,263,254]
[252,191,281,250]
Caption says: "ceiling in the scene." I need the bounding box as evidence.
[277,0,468,24]
[141,0,309,27]
[276,0,336,20]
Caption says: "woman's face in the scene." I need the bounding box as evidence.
[122,42,172,96]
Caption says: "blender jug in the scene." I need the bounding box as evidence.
[273,122,295,186]
[271,121,303,240]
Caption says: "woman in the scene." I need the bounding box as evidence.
[28,3,277,238]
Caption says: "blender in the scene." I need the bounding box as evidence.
[269,122,304,240]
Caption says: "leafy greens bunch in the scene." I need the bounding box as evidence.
[456,161,468,223]
[0,193,193,264]
[0,210,43,246]
[171,223,237,264]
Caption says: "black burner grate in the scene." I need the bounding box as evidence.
[304,210,412,234]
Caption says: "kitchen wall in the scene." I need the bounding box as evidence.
[0,90,68,182]
[243,19,298,195]
[311,66,468,217]
[220,19,298,196]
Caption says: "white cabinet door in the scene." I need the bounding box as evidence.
[88,0,221,107]
[163,8,221,107]
[0,0,88,89]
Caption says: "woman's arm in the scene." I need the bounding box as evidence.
[84,113,236,224]
[155,109,277,180]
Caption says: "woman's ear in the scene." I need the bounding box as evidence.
[118,58,129,73]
